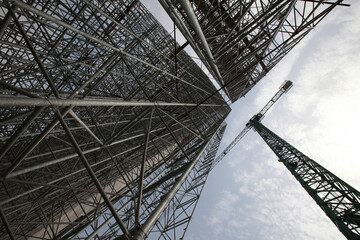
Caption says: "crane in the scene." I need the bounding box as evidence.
[211,80,293,169]
[210,79,360,238]
[248,118,360,239]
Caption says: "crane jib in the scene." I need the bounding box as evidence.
[213,80,292,167]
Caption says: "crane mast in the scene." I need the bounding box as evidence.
[212,79,360,239]
[212,80,292,169]
[249,119,360,239]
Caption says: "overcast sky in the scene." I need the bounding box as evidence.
[143,1,359,239]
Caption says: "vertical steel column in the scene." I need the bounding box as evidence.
[135,108,154,224]
[249,119,360,239]
[178,0,227,93]
[54,110,131,239]
[7,4,60,98]
[0,4,18,37]
[0,208,15,240]
[0,107,44,160]
[132,119,225,240]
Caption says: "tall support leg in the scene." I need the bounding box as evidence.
[0,208,15,240]
[132,117,227,240]
[54,109,131,239]
[135,108,154,224]
[0,4,18,37]
[249,119,360,239]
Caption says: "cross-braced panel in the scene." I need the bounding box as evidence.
[146,124,226,240]
[58,122,227,240]
[0,1,230,239]
[160,0,348,102]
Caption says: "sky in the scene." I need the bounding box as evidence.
[143,1,359,239]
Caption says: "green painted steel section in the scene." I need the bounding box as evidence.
[250,119,360,240]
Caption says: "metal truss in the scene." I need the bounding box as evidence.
[145,124,226,240]
[212,80,292,169]
[0,0,230,239]
[249,119,360,240]
[159,0,349,102]
[55,122,227,240]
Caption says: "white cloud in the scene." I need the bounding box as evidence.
[206,190,240,235]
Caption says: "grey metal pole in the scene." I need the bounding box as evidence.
[0,4,18,37]
[0,107,44,160]
[214,0,257,54]
[0,96,223,107]
[54,109,131,238]
[68,110,104,145]
[132,122,223,240]
[2,107,72,177]
[0,208,15,240]
[135,108,154,224]
[86,201,132,239]
[178,0,229,96]
[10,0,216,97]
[0,144,139,205]
[6,124,186,179]
[0,178,117,196]
[7,4,60,98]
[6,133,145,178]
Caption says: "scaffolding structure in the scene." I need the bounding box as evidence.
[0,1,230,238]
[160,0,348,101]
[0,0,346,239]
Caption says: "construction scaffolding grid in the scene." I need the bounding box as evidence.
[0,0,230,238]
[160,0,347,101]
[0,0,346,239]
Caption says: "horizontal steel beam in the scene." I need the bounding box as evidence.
[0,96,224,107]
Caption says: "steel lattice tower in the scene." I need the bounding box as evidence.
[0,1,230,238]
[0,0,347,239]
[160,0,349,101]
[249,119,360,239]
